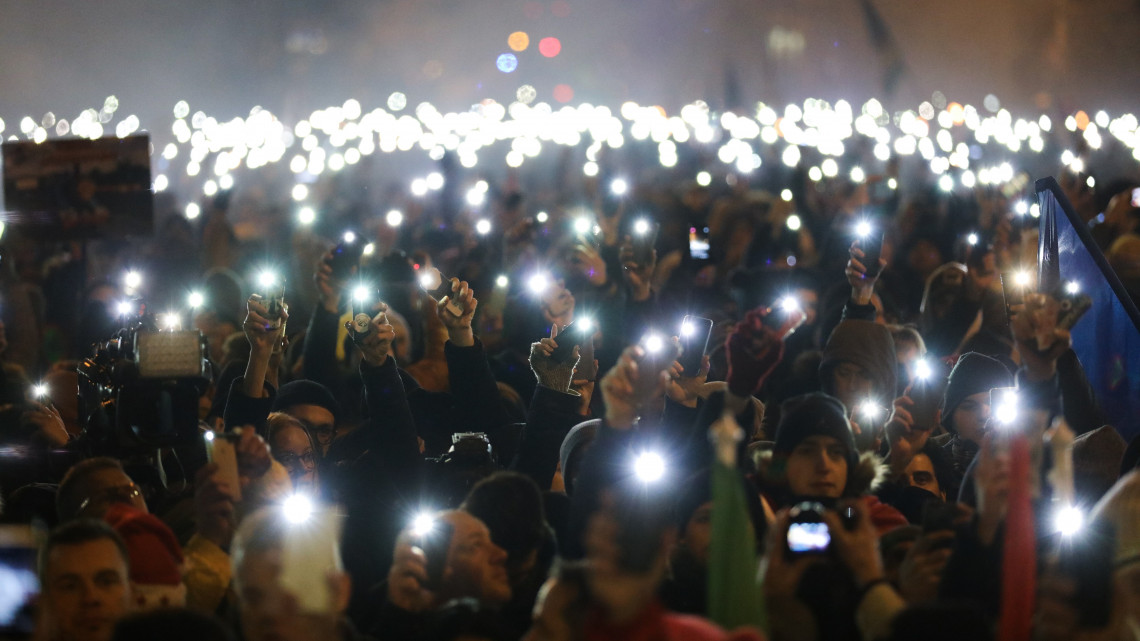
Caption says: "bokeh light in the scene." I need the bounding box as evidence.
[508,31,530,51]
[553,84,574,103]
[496,53,519,73]
[539,37,562,57]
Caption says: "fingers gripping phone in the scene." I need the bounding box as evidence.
[262,281,286,330]
[329,233,364,280]
[204,430,241,501]
[786,501,831,559]
[550,320,591,363]
[418,267,466,317]
[632,335,682,399]
[677,316,713,376]
[631,221,659,266]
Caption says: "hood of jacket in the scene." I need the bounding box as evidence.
[819,319,897,404]
[751,447,890,505]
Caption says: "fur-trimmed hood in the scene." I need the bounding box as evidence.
[750,446,890,505]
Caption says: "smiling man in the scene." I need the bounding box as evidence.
[38,520,134,641]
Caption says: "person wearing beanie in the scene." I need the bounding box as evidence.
[934,352,1012,496]
[757,392,906,534]
[272,379,342,455]
[102,504,187,611]
[819,320,898,421]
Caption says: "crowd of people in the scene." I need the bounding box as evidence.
[1,136,1140,641]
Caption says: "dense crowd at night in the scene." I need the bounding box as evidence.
[1,88,1140,641]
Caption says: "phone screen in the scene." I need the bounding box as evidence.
[861,231,885,278]
[688,226,710,261]
[1132,187,1140,208]
[0,526,39,635]
[678,316,713,376]
[787,522,830,553]
[632,222,659,265]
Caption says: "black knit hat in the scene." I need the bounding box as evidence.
[940,353,1012,432]
[773,392,857,469]
[271,380,341,421]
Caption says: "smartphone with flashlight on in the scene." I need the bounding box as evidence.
[858,229,885,279]
[999,272,1027,309]
[761,298,808,340]
[204,430,241,501]
[329,232,364,280]
[418,267,466,317]
[550,319,594,363]
[632,334,682,398]
[631,220,659,266]
[909,360,948,431]
[259,278,286,330]
[418,521,455,591]
[786,501,831,559]
[1132,187,1140,208]
[280,501,344,614]
[677,315,713,376]
[1055,518,1114,627]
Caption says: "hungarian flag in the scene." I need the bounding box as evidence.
[1036,177,1140,440]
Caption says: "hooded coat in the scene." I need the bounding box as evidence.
[818,320,897,407]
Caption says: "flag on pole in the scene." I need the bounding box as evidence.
[1036,177,1140,440]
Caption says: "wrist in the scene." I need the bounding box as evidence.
[850,288,873,306]
[447,328,475,347]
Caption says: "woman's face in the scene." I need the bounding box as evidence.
[271,424,316,492]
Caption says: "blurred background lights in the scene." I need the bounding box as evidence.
[552,84,574,103]
[426,172,445,190]
[185,203,201,219]
[124,270,142,290]
[496,53,519,73]
[536,211,549,223]
[386,209,404,227]
[291,184,309,201]
[410,179,428,196]
[475,219,492,234]
[538,37,562,57]
[508,31,530,51]
[696,171,711,186]
[780,189,793,201]
[786,214,802,231]
[297,206,316,225]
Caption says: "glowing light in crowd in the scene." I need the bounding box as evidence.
[188,291,205,309]
[696,171,711,186]
[527,273,549,294]
[257,270,278,289]
[859,401,882,421]
[536,211,549,223]
[342,231,356,244]
[161,312,180,330]
[914,359,933,380]
[634,219,651,235]
[611,178,628,196]
[1014,270,1031,287]
[475,219,492,235]
[855,220,873,238]
[1055,505,1083,537]
[994,390,1019,425]
[282,494,314,524]
[642,334,664,353]
[495,275,509,288]
[578,317,594,332]
[410,179,428,196]
[786,214,802,231]
[116,301,134,316]
[779,296,800,313]
[967,233,979,246]
[124,270,142,291]
[574,217,593,234]
[362,243,375,256]
[33,383,49,398]
[634,452,666,483]
[781,189,793,201]
[412,512,435,536]
[426,172,445,190]
[352,285,370,303]
[185,203,201,220]
[387,209,404,227]
[1066,281,1080,294]
[297,206,316,225]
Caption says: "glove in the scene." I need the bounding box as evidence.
[725,309,785,398]
[530,339,580,394]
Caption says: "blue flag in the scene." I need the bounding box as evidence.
[1037,177,1140,440]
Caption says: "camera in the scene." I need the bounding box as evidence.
[77,313,212,454]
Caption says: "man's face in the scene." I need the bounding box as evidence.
[284,405,336,454]
[903,453,944,500]
[77,468,147,519]
[785,435,849,499]
[680,502,713,566]
[950,391,990,445]
[439,512,511,606]
[831,362,874,412]
[236,547,339,641]
[43,539,132,641]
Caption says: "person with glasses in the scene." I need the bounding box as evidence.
[266,411,319,494]
[270,380,341,456]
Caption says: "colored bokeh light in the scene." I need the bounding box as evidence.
[551,0,571,17]
[497,53,519,73]
[539,37,562,58]
[553,84,574,103]
[508,31,530,51]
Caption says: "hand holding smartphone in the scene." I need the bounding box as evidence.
[204,430,241,501]
[677,316,713,376]
[418,267,466,317]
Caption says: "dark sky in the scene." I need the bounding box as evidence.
[2,0,1138,130]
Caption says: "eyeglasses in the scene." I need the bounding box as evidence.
[276,450,316,472]
[77,483,143,515]
[296,419,336,446]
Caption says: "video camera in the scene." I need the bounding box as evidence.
[77,312,211,455]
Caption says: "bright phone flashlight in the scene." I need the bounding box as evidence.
[610,178,628,196]
[634,219,651,235]
[342,231,356,244]
[188,291,205,309]
[967,233,979,246]
[161,312,180,330]
[779,296,800,313]
[633,451,666,483]
[643,334,664,354]
[527,273,549,295]
[116,301,134,316]
[855,220,873,238]
[282,494,314,524]
[352,285,370,303]
[412,512,436,537]
[386,209,404,227]
[1054,505,1083,537]
[574,217,593,235]
[495,275,509,288]
[994,390,1019,425]
[32,383,49,398]
[859,400,882,421]
[257,270,278,289]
